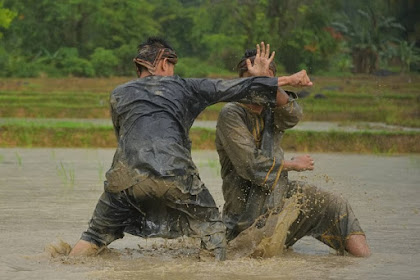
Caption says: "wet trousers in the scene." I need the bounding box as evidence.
[284,181,365,253]
[229,180,365,254]
[80,178,226,251]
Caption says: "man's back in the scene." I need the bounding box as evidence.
[110,75,201,178]
[106,75,279,193]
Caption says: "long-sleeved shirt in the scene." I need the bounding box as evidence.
[215,93,302,239]
[104,75,279,194]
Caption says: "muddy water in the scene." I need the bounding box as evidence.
[0,148,419,280]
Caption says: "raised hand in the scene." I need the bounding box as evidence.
[246,42,275,77]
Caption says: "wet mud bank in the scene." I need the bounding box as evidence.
[0,148,419,279]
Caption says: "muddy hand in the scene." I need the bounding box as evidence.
[287,70,313,87]
[246,41,275,77]
[291,154,314,172]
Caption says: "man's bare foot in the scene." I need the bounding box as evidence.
[346,234,371,257]
[69,240,100,257]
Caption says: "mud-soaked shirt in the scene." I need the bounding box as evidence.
[215,94,302,238]
[105,75,278,194]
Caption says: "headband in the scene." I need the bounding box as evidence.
[133,48,178,74]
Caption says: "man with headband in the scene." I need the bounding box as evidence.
[215,48,371,257]
[69,37,311,261]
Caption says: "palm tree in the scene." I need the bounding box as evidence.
[332,8,405,73]
[399,40,420,73]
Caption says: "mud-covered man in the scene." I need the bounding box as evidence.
[215,46,371,257]
[69,38,304,261]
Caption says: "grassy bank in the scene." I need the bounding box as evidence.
[1,74,419,127]
[1,75,419,153]
[1,123,419,154]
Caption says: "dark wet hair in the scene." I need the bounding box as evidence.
[236,49,276,77]
[133,37,178,75]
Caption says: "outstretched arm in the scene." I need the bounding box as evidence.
[283,154,314,172]
[275,70,313,106]
[187,43,312,109]
[278,70,313,87]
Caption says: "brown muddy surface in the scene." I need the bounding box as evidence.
[0,148,419,280]
[2,118,420,133]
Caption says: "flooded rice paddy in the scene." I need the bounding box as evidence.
[0,148,419,279]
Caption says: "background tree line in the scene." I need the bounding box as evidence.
[0,0,419,78]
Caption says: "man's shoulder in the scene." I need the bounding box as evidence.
[111,76,171,92]
[219,102,246,118]
[221,102,246,112]
[217,103,250,131]
[111,79,140,94]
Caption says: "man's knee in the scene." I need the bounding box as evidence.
[346,234,371,257]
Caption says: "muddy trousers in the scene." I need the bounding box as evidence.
[284,181,365,254]
[80,178,226,252]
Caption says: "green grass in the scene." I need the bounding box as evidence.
[0,75,419,127]
[0,118,112,129]
[0,123,114,147]
[1,122,419,154]
[282,130,420,154]
[0,91,108,109]
[296,89,419,127]
[0,75,419,153]
[56,161,75,188]
[15,151,22,166]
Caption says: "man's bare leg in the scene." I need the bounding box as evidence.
[69,239,100,257]
[346,234,371,257]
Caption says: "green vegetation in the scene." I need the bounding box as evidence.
[1,75,418,127]
[0,2,16,38]
[0,122,115,147]
[56,161,75,188]
[0,61,418,155]
[298,92,419,127]
[1,1,418,154]
[1,122,418,154]
[332,9,405,73]
[282,130,420,154]
[1,0,419,78]
[14,151,22,166]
